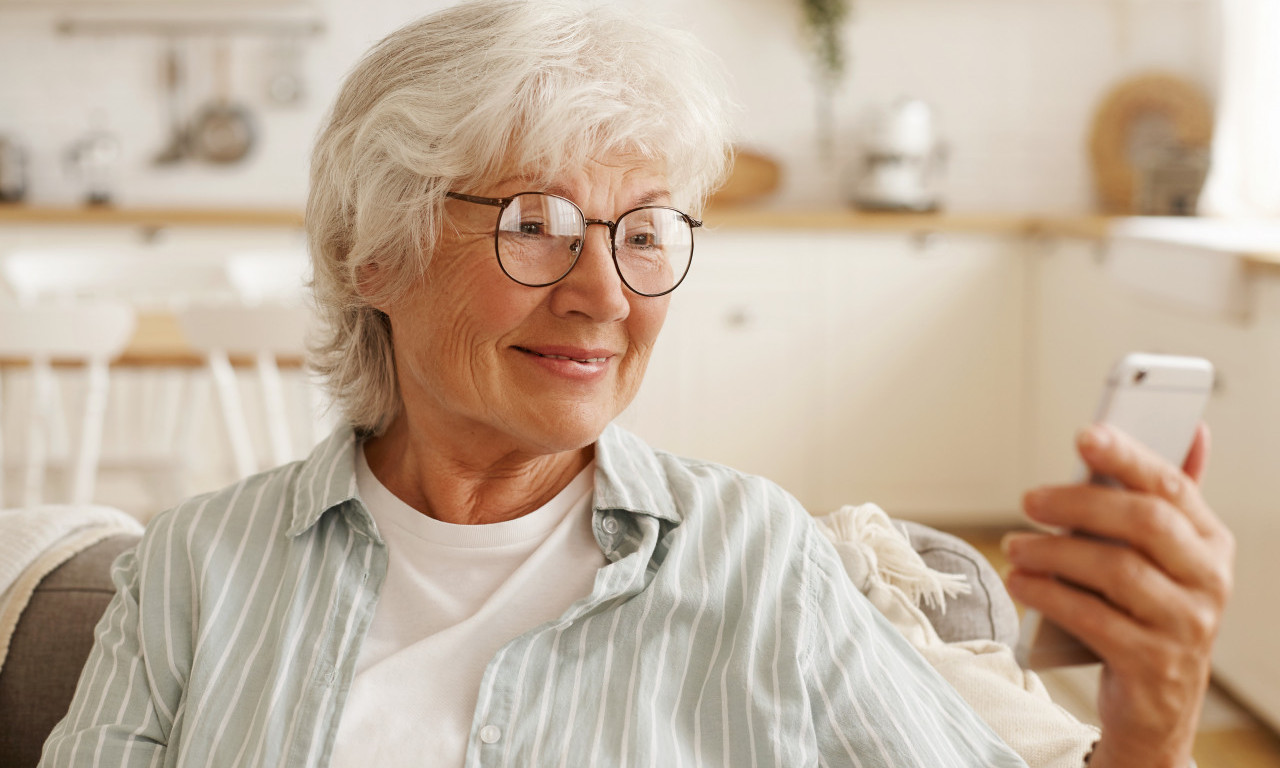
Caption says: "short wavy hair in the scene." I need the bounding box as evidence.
[306,0,735,436]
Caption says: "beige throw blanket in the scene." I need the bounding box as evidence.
[0,504,143,673]
[815,503,1100,768]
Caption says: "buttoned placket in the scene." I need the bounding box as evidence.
[463,508,662,767]
[309,503,389,768]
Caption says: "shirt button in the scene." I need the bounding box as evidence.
[479,725,501,744]
[601,516,620,535]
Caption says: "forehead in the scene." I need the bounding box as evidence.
[485,149,678,205]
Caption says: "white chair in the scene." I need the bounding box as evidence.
[1,248,234,309]
[0,302,137,507]
[225,248,312,306]
[209,248,333,478]
[1,247,236,513]
[175,303,316,479]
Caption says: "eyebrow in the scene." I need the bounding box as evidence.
[539,184,673,211]
[632,189,673,208]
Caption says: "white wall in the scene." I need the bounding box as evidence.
[0,0,1217,212]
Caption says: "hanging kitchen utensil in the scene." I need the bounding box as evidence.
[0,133,29,202]
[152,42,188,165]
[264,37,306,107]
[189,41,256,165]
[65,124,121,205]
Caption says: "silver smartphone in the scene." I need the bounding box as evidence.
[1014,352,1215,669]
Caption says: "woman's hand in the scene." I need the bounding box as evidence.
[1003,423,1235,768]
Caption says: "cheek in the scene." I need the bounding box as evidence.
[635,295,670,347]
[624,297,670,369]
[388,279,489,380]
[420,260,528,345]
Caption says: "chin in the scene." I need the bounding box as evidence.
[518,404,616,455]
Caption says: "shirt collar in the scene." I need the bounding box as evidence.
[592,423,684,526]
[285,424,377,541]
[285,421,683,541]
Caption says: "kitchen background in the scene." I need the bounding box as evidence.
[2,0,1279,764]
[0,0,1218,212]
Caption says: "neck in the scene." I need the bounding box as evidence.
[361,416,593,526]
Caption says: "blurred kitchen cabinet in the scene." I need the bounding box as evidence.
[623,229,1027,522]
[1213,270,1280,731]
[808,232,1027,521]
[619,231,825,502]
[1025,238,1259,487]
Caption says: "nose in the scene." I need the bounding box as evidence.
[550,222,629,322]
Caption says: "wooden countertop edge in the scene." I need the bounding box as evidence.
[0,205,304,228]
[702,207,1115,238]
[0,204,1114,235]
[2,205,1273,267]
[0,353,306,369]
[1243,252,1280,270]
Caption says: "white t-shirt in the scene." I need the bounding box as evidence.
[329,447,605,768]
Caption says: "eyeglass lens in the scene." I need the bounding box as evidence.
[496,193,693,296]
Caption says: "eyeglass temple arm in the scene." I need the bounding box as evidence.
[447,191,704,229]
[444,192,511,207]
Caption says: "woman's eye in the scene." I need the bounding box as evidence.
[626,232,656,248]
[519,220,547,236]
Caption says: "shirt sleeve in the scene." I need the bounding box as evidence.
[39,521,188,768]
[796,520,1029,768]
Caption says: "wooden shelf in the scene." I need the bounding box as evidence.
[0,203,1114,236]
[1,205,1272,268]
[701,206,1117,239]
[0,204,304,228]
[1244,252,1280,269]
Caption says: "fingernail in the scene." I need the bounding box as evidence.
[1023,488,1047,516]
[1079,424,1111,452]
[1000,531,1028,557]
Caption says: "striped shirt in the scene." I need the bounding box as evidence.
[41,423,1027,768]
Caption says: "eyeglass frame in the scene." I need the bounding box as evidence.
[445,190,702,297]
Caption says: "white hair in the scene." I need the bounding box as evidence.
[307,0,736,435]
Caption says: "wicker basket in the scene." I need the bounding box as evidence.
[1088,72,1214,214]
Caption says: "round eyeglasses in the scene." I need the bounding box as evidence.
[445,191,701,297]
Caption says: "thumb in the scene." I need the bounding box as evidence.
[1182,422,1211,484]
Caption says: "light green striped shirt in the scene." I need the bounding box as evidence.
[41,424,1026,768]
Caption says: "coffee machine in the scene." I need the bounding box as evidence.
[851,98,946,213]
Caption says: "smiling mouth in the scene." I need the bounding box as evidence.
[515,346,609,364]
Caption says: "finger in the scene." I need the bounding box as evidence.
[1005,567,1155,664]
[1077,422,1175,495]
[1182,422,1211,484]
[1003,532,1197,634]
[1022,484,1216,589]
[1076,424,1221,539]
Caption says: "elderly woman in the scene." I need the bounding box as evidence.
[42,1,1232,767]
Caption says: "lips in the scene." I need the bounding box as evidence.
[514,345,614,364]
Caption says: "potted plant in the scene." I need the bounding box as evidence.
[800,0,852,155]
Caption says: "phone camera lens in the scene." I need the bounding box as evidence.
[1133,369,1148,384]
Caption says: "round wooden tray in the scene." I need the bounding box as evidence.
[1088,72,1213,214]
[708,147,782,206]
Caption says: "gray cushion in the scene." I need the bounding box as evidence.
[0,534,140,768]
[898,521,1020,647]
